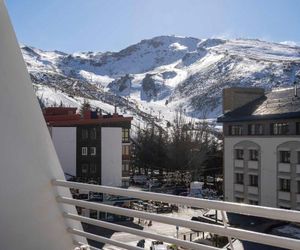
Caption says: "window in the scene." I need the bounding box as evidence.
[297,181,300,193]
[296,122,300,135]
[235,149,244,160]
[122,128,130,142]
[279,151,290,163]
[90,163,97,174]
[249,149,259,161]
[248,124,264,135]
[298,151,300,164]
[279,178,290,192]
[81,163,88,174]
[271,123,289,135]
[122,145,130,156]
[90,210,98,219]
[235,173,244,184]
[122,162,129,172]
[229,125,243,136]
[90,147,96,156]
[90,128,97,140]
[249,200,258,205]
[235,197,244,203]
[249,175,258,187]
[82,129,88,140]
[81,147,88,156]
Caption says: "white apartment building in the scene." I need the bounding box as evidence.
[218,87,300,209]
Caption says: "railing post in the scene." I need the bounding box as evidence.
[221,210,234,250]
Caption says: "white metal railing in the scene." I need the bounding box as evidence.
[53,179,300,250]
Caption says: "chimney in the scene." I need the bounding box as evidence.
[114,105,117,115]
[294,81,298,97]
[223,87,265,113]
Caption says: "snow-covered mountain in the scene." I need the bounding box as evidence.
[22,35,300,129]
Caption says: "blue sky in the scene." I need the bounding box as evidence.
[6,0,300,53]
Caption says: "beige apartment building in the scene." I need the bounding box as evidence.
[218,87,300,209]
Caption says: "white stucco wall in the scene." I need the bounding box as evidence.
[224,136,300,208]
[52,127,77,176]
[0,1,85,248]
[101,127,122,187]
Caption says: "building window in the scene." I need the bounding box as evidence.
[122,162,129,172]
[249,175,258,187]
[90,147,96,156]
[235,173,244,184]
[122,145,130,156]
[271,123,289,135]
[90,163,97,174]
[81,163,88,174]
[229,125,243,136]
[122,180,130,188]
[298,152,300,164]
[81,147,88,156]
[296,122,300,135]
[279,178,290,192]
[235,149,244,160]
[298,181,300,193]
[248,124,264,135]
[90,210,98,219]
[249,149,259,161]
[279,151,291,163]
[82,129,88,140]
[90,128,97,140]
[122,128,130,142]
[249,200,258,205]
[235,197,244,203]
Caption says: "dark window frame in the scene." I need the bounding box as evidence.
[229,125,243,136]
[235,173,244,184]
[248,124,264,135]
[279,178,291,192]
[235,149,244,160]
[122,128,130,142]
[271,123,289,135]
[279,151,291,163]
[249,149,259,161]
[249,175,258,187]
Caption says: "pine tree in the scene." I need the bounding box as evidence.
[80,99,91,115]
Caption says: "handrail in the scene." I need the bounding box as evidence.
[69,228,142,250]
[57,195,300,249]
[53,179,300,223]
[65,212,215,250]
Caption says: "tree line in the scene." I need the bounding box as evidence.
[132,107,223,181]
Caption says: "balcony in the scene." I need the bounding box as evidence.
[234,159,244,168]
[278,191,291,201]
[248,161,258,170]
[296,164,300,174]
[234,183,244,192]
[297,194,300,203]
[278,163,291,173]
[248,186,259,195]
[52,179,300,250]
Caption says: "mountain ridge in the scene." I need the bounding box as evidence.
[22,35,300,128]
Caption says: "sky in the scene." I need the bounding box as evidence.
[5,0,300,53]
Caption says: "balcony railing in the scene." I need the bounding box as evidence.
[52,179,300,250]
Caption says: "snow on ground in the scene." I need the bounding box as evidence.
[102,207,206,250]
[35,85,80,107]
[79,70,114,87]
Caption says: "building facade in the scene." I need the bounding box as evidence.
[218,87,300,209]
[44,107,132,187]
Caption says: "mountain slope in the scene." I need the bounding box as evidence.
[22,36,300,128]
